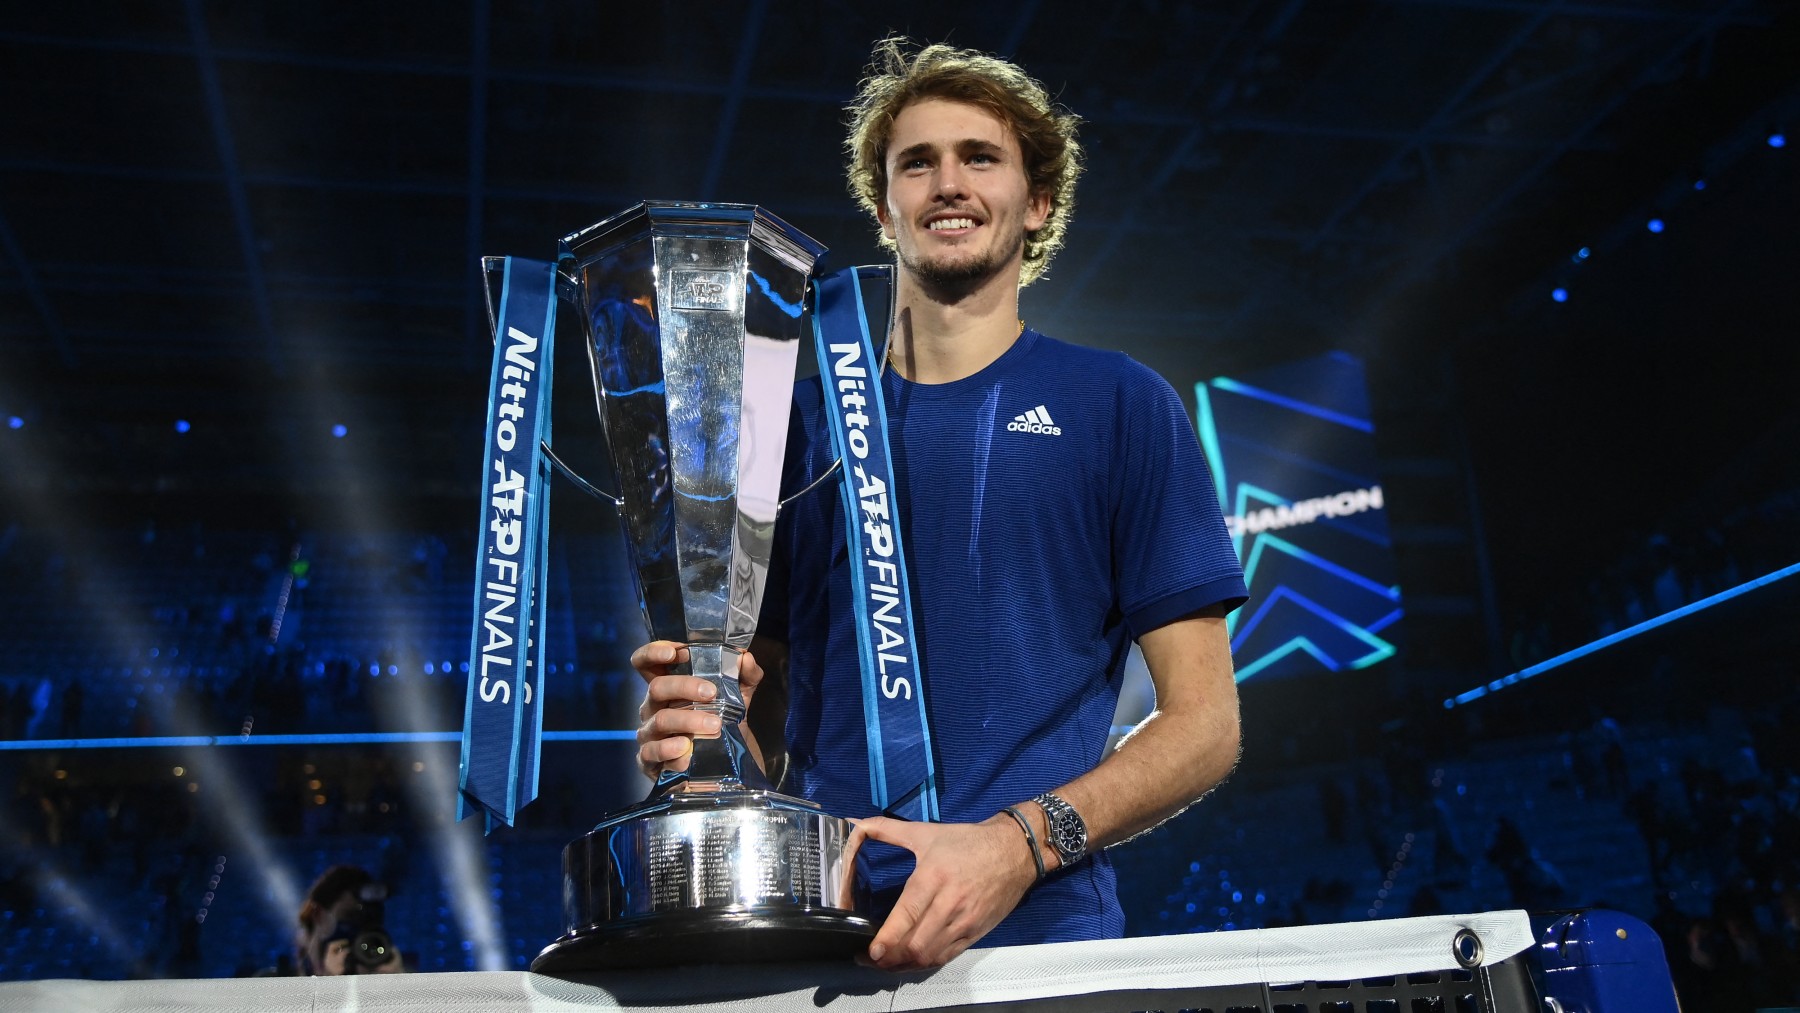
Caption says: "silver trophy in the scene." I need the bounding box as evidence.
[520,202,875,972]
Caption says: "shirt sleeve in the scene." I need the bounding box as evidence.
[1109,360,1248,640]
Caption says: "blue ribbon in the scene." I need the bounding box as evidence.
[810,266,940,822]
[459,256,557,832]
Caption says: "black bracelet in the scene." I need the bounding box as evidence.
[1001,805,1047,881]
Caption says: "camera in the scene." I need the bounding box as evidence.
[336,882,396,973]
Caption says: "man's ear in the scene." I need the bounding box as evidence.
[1025,188,1052,233]
[876,196,895,240]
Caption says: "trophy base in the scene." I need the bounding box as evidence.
[539,786,874,973]
[530,907,876,973]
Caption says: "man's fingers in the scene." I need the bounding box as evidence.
[850,816,920,852]
[644,735,693,762]
[643,675,718,707]
[861,820,1035,970]
[855,815,934,965]
[868,878,927,966]
[634,698,722,779]
[873,881,972,970]
[862,821,948,968]
[739,650,764,691]
[636,675,716,722]
[639,707,723,741]
[637,736,693,775]
[628,641,690,681]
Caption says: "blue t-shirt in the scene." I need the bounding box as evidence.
[760,328,1246,946]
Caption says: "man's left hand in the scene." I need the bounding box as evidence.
[852,815,1038,971]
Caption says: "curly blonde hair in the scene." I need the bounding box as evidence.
[846,38,1083,287]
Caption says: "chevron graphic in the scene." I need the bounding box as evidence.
[1195,353,1403,682]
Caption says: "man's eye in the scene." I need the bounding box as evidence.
[970,152,998,165]
[904,158,930,171]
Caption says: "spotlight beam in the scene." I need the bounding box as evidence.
[0,205,75,367]
[153,693,306,938]
[370,673,508,971]
[183,0,280,371]
[1445,559,1800,708]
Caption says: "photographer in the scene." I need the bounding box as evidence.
[296,864,404,975]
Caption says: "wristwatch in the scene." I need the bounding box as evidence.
[1032,792,1088,868]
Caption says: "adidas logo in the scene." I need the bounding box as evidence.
[1007,405,1062,436]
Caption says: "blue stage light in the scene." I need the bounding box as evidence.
[1647,218,1665,234]
[1552,287,1569,303]
[0,729,637,751]
[1446,559,1800,708]
[174,419,191,433]
[1575,247,1590,260]
[1770,133,1787,149]
[1693,179,1706,191]
[332,423,348,438]
[6,416,20,429]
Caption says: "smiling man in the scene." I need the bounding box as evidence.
[633,39,1247,970]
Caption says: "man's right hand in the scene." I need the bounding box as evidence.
[629,641,764,781]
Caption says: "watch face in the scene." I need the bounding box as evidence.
[1036,793,1087,862]
[1051,813,1086,858]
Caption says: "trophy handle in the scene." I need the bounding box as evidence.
[778,458,842,510]
[776,331,907,512]
[482,256,624,508]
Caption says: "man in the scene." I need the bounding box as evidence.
[295,865,404,975]
[633,38,1246,971]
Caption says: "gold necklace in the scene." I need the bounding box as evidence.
[886,319,1025,366]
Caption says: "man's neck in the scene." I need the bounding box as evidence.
[886,268,1025,385]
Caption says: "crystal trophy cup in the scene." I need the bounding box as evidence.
[522,202,874,972]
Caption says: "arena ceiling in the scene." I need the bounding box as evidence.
[0,0,1796,506]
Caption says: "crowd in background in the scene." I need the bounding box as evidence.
[0,522,642,743]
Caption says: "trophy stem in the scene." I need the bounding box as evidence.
[656,642,774,793]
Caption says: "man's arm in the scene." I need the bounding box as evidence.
[1042,604,1240,853]
[856,603,1239,970]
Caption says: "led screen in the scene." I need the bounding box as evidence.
[1195,352,1401,681]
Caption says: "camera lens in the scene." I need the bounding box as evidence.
[352,928,394,969]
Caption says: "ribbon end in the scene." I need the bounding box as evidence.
[458,789,515,833]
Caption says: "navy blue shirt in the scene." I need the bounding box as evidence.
[761,329,1246,945]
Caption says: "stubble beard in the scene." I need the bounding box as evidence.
[899,224,1028,298]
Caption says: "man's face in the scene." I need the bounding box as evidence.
[327,891,362,923]
[878,97,1050,292]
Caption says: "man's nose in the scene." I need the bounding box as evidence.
[933,162,968,200]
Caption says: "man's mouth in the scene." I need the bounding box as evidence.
[927,217,978,231]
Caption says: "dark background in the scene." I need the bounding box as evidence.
[1,2,1797,1006]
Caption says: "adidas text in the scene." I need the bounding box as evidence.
[1008,405,1062,436]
